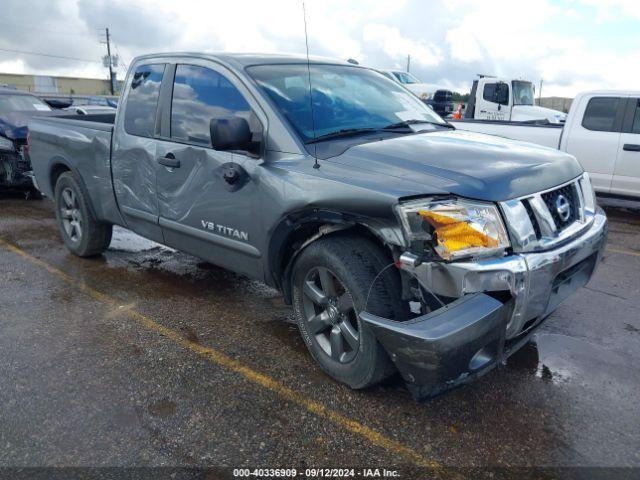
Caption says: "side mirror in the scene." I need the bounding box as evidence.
[210,116,259,156]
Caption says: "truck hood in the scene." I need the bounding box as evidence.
[0,110,67,141]
[326,129,582,202]
[511,105,566,124]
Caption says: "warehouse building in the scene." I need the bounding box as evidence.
[0,72,122,95]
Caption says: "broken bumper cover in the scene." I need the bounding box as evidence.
[360,208,608,399]
[0,150,34,190]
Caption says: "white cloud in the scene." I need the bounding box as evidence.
[446,28,482,63]
[576,0,640,21]
[441,0,640,96]
[0,0,636,97]
[362,24,442,67]
[0,59,27,75]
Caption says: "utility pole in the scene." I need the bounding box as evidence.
[406,54,411,73]
[539,78,543,104]
[102,28,115,95]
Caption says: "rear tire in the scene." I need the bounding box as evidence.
[54,172,112,257]
[292,234,406,389]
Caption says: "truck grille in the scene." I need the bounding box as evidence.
[540,183,579,232]
[499,174,596,253]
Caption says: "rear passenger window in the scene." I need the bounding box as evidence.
[124,64,166,138]
[632,100,640,134]
[171,64,251,146]
[582,97,621,132]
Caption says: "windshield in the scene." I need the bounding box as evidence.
[392,71,421,84]
[512,81,535,106]
[0,93,52,112]
[248,64,445,142]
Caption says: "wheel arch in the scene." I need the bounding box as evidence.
[49,160,71,193]
[269,209,404,304]
[49,158,99,220]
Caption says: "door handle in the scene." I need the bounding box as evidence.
[158,153,180,168]
[623,144,640,152]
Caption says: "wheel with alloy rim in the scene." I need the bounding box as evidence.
[292,234,406,389]
[302,266,359,364]
[54,171,113,257]
[59,187,83,244]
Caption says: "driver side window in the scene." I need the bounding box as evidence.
[483,83,496,102]
[483,83,509,105]
[170,64,251,147]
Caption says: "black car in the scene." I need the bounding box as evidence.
[424,89,454,117]
[0,87,57,194]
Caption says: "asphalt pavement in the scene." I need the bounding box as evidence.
[0,196,638,478]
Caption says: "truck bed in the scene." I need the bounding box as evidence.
[450,118,563,149]
[28,113,122,225]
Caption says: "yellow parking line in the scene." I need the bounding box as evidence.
[0,238,443,471]
[607,247,640,258]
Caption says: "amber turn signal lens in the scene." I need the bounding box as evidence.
[419,211,499,253]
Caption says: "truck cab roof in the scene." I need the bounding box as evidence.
[574,90,640,97]
[130,52,356,69]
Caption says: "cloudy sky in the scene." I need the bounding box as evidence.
[0,0,638,97]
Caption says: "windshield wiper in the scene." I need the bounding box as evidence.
[304,120,455,144]
[305,127,381,144]
[382,119,455,130]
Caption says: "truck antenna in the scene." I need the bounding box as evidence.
[302,1,320,169]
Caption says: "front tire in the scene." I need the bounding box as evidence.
[54,172,112,257]
[292,234,406,389]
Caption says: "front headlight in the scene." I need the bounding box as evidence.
[0,136,15,152]
[396,198,510,260]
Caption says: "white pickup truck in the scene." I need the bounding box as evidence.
[452,91,640,198]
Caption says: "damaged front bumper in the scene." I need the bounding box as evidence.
[360,208,608,400]
[0,149,34,190]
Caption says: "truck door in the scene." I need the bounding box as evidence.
[475,80,509,121]
[155,62,264,279]
[111,63,168,242]
[612,97,640,197]
[564,96,626,193]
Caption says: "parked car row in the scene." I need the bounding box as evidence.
[26,52,607,399]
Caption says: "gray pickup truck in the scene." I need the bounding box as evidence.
[29,53,608,399]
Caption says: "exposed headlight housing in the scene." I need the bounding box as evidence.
[396,198,510,260]
[579,172,596,214]
[0,136,15,152]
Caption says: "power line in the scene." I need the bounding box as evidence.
[113,44,129,69]
[0,47,101,64]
